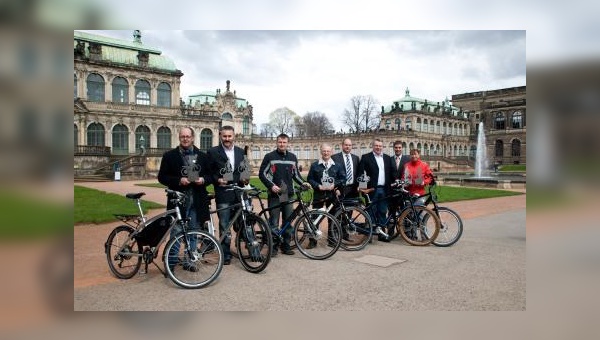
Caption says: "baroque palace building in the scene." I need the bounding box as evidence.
[74,30,525,179]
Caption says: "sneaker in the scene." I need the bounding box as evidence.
[281,249,295,255]
[182,263,198,272]
[375,227,389,238]
[306,239,317,249]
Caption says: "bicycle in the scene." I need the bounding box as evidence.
[204,184,272,273]
[409,180,463,247]
[311,187,373,251]
[363,180,441,246]
[104,189,224,289]
[256,185,342,260]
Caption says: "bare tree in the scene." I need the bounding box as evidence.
[341,95,380,133]
[259,123,275,137]
[269,107,298,135]
[301,111,334,137]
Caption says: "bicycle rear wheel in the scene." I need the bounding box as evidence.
[398,206,440,246]
[236,214,272,273]
[335,206,372,251]
[294,210,342,260]
[427,207,463,247]
[163,231,223,289]
[105,225,142,279]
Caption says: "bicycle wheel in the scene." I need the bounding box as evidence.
[294,210,342,260]
[236,214,272,273]
[426,207,463,247]
[335,206,372,251]
[163,231,223,289]
[398,206,440,246]
[105,225,142,279]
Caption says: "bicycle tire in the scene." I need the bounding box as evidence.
[427,207,463,247]
[335,206,372,251]
[105,225,142,279]
[163,231,223,289]
[235,214,273,273]
[398,206,440,246]
[294,210,342,260]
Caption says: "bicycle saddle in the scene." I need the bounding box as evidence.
[126,192,146,199]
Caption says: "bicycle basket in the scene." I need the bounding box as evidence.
[135,215,174,247]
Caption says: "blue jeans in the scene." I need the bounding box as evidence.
[217,202,233,260]
[168,198,199,265]
[268,195,294,250]
[369,187,388,227]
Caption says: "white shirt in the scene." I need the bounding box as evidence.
[223,145,235,169]
[374,152,385,186]
[318,158,335,170]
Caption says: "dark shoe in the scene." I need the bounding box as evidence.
[224,258,231,265]
[306,239,317,249]
[271,249,278,257]
[182,263,198,272]
[281,249,295,255]
[378,235,391,243]
[342,234,351,241]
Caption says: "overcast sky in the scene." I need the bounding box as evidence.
[79,30,525,131]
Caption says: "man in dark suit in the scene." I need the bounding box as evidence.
[388,140,411,236]
[158,127,212,272]
[331,138,360,199]
[357,138,392,241]
[207,125,248,265]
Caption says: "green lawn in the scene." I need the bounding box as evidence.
[499,164,526,172]
[75,186,164,224]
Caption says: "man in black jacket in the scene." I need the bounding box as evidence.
[331,138,360,199]
[207,125,247,265]
[158,127,212,271]
[259,133,310,256]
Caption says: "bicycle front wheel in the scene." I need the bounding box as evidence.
[294,210,342,260]
[398,206,440,246]
[163,231,223,289]
[427,207,463,247]
[236,214,272,273]
[335,206,372,251]
[105,225,141,279]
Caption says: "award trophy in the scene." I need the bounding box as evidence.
[321,171,334,189]
[238,156,251,183]
[220,160,234,182]
[357,171,369,190]
[183,159,200,182]
[278,182,289,202]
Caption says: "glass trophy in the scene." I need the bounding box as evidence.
[279,182,289,202]
[238,156,251,182]
[221,160,234,182]
[321,171,334,189]
[357,171,369,190]
[183,163,200,182]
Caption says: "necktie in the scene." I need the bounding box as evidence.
[396,156,400,169]
[345,154,353,184]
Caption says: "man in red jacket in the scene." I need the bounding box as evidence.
[402,149,433,196]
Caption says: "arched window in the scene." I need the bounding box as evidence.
[87,122,105,146]
[222,112,233,120]
[395,118,401,130]
[252,146,260,160]
[74,124,78,146]
[135,79,151,105]
[409,142,414,151]
[385,119,391,129]
[495,140,504,157]
[453,145,457,156]
[403,142,408,151]
[157,82,171,107]
[470,145,477,159]
[443,122,447,134]
[435,121,440,133]
[416,118,422,131]
[157,126,171,149]
[112,77,129,103]
[495,112,506,129]
[200,128,213,151]
[74,73,77,98]
[417,143,422,154]
[313,146,319,159]
[112,124,129,155]
[405,118,412,131]
[429,120,434,133]
[424,144,429,156]
[86,73,105,102]
[512,111,523,129]
[436,144,441,156]
[135,125,150,152]
[304,146,310,160]
[263,146,270,158]
[243,116,250,135]
[512,139,521,157]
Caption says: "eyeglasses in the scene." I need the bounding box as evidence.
[179,135,193,139]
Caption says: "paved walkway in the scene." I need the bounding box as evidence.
[74,179,526,310]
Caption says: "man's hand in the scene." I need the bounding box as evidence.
[271,185,281,194]
[302,182,312,190]
[217,178,228,186]
[180,177,191,186]
[359,188,374,194]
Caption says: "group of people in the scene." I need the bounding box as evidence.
[158,126,434,270]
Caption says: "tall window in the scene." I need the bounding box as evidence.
[495,140,504,157]
[87,122,105,146]
[135,125,150,152]
[313,146,319,159]
[304,146,310,160]
[157,82,171,107]
[135,79,151,105]
[112,124,129,155]
[112,77,129,103]
[494,112,506,130]
[157,126,171,149]
[74,124,78,146]
[512,111,523,129]
[200,128,212,151]
[429,120,434,133]
[243,116,250,135]
[252,146,260,160]
[512,139,521,157]
[86,73,105,102]
[416,118,422,131]
[395,118,401,130]
[222,112,233,120]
